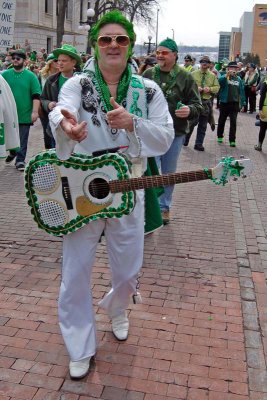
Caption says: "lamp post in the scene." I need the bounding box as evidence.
[171,29,174,40]
[144,35,155,55]
[156,8,160,48]
[79,0,96,53]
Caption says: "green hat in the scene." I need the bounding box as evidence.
[158,37,178,52]
[46,53,57,62]
[53,44,81,63]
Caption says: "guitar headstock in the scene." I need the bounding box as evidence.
[211,156,253,185]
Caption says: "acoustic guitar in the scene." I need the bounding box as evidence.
[24,150,253,236]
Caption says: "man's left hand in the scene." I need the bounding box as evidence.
[175,105,190,119]
[107,97,134,132]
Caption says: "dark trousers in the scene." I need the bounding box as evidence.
[16,124,31,164]
[40,117,55,149]
[195,99,212,145]
[258,120,267,144]
[244,86,257,113]
[217,102,239,142]
[184,116,199,145]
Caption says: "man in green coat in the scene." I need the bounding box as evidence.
[143,38,202,224]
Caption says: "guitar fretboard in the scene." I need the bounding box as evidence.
[109,169,211,193]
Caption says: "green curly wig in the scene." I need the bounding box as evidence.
[89,10,136,60]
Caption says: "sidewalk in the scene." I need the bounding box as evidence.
[0,109,267,399]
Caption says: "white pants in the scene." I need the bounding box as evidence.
[58,191,144,361]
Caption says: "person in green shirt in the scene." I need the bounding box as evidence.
[2,49,41,171]
[217,61,246,147]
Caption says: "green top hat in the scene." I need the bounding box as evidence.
[53,44,81,63]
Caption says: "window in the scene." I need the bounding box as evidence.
[47,37,52,54]
[66,0,73,20]
[45,0,53,14]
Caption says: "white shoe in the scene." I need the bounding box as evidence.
[112,312,129,341]
[69,357,91,379]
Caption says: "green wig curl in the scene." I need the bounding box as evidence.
[89,10,136,60]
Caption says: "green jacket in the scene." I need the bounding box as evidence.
[218,74,246,107]
[143,66,202,136]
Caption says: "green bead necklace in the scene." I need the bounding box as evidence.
[153,64,179,99]
[94,62,132,112]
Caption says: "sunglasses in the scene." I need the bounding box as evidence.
[11,56,23,61]
[97,35,130,48]
[156,50,171,56]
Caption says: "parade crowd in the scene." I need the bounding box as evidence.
[1,11,267,380]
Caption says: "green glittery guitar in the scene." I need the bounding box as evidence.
[24,150,253,236]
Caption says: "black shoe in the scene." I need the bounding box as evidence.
[194,144,205,151]
[210,123,216,131]
[183,140,189,147]
[254,144,262,151]
[5,154,16,164]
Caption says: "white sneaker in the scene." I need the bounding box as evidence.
[69,357,91,379]
[112,312,129,341]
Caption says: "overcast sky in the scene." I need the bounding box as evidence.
[135,0,267,46]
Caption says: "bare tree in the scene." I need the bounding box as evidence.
[94,0,161,26]
[56,0,161,49]
[56,0,69,47]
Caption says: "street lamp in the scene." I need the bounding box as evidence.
[79,1,96,31]
[144,35,155,55]
[156,8,160,48]
[79,1,96,53]
[171,29,174,40]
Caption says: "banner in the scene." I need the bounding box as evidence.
[0,0,16,50]
[63,34,88,53]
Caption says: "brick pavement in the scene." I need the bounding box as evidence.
[0,109,267,399]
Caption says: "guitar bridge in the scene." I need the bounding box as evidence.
[61,177,73,210]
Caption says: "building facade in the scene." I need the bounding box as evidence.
[229,3,267,66]
[218,31,231,61]
[13,0,91,54]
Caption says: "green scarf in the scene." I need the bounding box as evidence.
[94,62,132,112]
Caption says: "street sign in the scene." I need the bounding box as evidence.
[0,0,16,50]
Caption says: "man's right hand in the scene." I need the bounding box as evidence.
[60,109,88,142]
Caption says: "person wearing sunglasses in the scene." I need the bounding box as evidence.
[2,49,41,171]
[40,44,81,150]
[48,11,174,379]
[190,56,220,151]
[143,38,202,224]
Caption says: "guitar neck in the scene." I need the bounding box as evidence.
[110,169,212,193]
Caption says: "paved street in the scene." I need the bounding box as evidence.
[1,109,267,400]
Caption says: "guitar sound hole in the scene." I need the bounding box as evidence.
[89,178,110,199]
